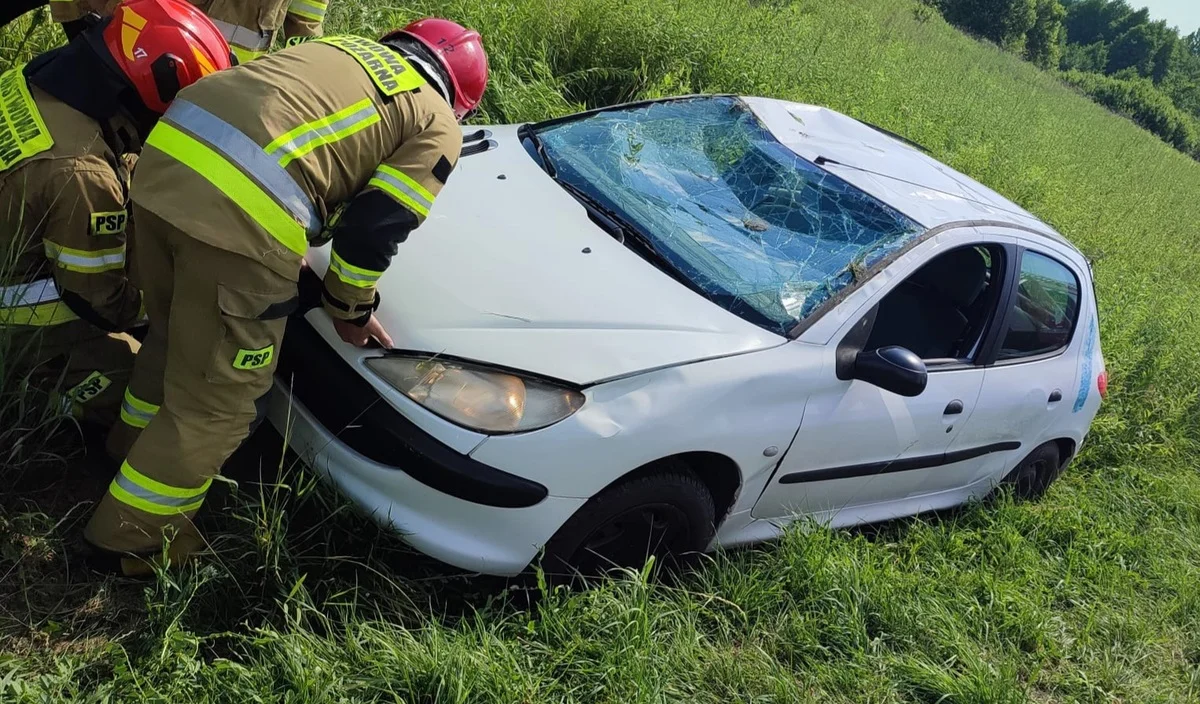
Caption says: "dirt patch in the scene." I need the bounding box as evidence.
[0,425,287,656]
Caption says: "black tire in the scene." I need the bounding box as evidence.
[1000,441,1062,500]
[541,471,716,580]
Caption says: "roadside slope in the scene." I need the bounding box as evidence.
[1,0,1198,701]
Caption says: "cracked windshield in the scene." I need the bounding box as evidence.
[534,96,925,335]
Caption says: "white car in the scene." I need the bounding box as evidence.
[269,95,1106,577]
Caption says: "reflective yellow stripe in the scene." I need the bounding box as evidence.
[265,98,380,167]
[288,0,327,22]
[0,67,54,170]
[0,277,78,326]
[230,45,268,63]
[0,300,78,326]
[369,165,434,218]
[121,461,211,499]
[329,249,382,289]
[119,387,159,429]
[44,241,126,273]
[108,482,204,516]
[108,461,211,516]
[119,406,150,429]
[124,388,159,415]
[145,122,309,256]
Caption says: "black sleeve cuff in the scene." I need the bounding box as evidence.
[322,289,380,326]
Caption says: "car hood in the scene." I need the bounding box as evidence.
[305,125,784,385]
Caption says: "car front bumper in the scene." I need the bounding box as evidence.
[268,314,586,577]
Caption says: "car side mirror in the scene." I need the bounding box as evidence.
[853,346,928,397]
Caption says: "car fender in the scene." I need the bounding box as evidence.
[467,341,822,508]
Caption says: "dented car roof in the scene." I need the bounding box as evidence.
[742,97,1068,242]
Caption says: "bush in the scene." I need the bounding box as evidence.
[939,0,1038,51]
[1060,69,1200,156]
[1060,40,1109,72]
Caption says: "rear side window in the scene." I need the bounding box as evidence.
[997,250,1080,360]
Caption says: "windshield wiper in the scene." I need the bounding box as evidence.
[554,180,703,295]
[518,125,557,178]
[520,126,708,299]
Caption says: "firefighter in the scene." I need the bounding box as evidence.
[0,0,232,431]
[85,20,488,575]
[50,0,330,60]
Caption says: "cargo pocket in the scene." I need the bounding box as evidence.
[206,283,298,386]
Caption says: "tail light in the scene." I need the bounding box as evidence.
[1097,369,1108,400]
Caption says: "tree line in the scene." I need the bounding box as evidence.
[929,0,1200,158]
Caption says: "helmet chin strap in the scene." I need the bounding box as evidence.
[402,52,453,108]
[105,109,151,155]
[381,37,457,112]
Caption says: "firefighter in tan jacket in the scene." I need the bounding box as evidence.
[84,20,489,575]
[51,0,329,61]
[0,0,231,428]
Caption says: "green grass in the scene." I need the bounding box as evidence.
[3,0,1200,701]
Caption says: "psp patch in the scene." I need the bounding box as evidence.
[91,211,128,236]
[233,344,275,370]
[67,371,112,404]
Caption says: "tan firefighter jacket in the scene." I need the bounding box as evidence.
[130,35,462,323]
[0,66,141,330]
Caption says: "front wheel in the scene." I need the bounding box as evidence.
[541,471,716,580]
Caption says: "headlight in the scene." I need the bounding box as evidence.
[364,355,585,433]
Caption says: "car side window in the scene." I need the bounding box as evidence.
[996,250,1080,360]
[863,244,1005,363]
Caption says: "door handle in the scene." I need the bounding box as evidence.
[943,400,964,415]
[1048,390,1062,403]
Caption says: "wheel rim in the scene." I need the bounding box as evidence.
[569,503,693,575]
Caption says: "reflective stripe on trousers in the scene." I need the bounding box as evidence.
[107,460,211,516]
[0,277,79,326]
[119,387,160,429]
[209,18,273,61]
[288,0,327,22]
[149,100,321,255]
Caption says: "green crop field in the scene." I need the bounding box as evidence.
[3,0,1200,701]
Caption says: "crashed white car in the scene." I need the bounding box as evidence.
[269,95,1106,577]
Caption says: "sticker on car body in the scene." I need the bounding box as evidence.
[1073,317,1097,413]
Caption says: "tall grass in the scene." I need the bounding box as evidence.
[3,0,1200,701]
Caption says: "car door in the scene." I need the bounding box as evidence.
[944,242,1089,487]
[753,236,1012,523]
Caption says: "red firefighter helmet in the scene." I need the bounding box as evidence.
[384,18,488,121]
[102,0,233,114]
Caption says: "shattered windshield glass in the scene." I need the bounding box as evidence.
[531,96,925,336]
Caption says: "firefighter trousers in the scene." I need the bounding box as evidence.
[87,205,298,570]
[4,321,137,429]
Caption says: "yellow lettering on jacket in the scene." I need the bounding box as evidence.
[313,35,425,96]
[0,68,54,170]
